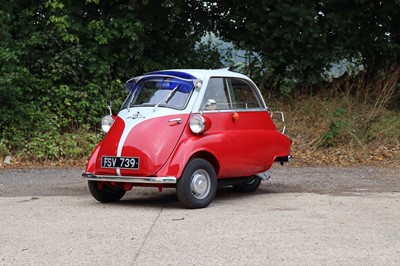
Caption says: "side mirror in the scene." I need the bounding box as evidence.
[204,99,217,111]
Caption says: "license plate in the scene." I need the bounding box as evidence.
[101,156,139,169]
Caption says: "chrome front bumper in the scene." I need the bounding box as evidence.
[82,173,177,184]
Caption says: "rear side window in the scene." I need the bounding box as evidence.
[201,77,263,111]
[229,78,263,109]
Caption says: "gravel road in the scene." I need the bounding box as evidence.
[0,166,399,197]
[0,165,399,266]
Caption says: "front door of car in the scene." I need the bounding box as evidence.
[200,77,279,178]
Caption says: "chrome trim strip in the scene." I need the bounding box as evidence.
[269,111,286,134]
[82,173,177,184]
[200,108,267,114]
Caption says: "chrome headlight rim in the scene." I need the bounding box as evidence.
[101,115,114,133]
[189,114,205,134]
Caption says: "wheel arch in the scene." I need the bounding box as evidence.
[156,137,221,179]
[188,151,220,177]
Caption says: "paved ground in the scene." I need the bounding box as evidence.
[0,166,399,265]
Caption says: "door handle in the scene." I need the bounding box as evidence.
[168,118,182,125]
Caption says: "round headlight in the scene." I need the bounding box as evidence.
[189,114,205,134]
[101,115,114,133]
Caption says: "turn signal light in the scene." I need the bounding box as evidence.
[232,112,239,122]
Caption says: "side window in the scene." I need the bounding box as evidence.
[201,77,231,110]
[230,78,262,109]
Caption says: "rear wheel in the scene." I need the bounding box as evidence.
[232,176,261,193]
[177,158,217,209]
[88,181,126,203]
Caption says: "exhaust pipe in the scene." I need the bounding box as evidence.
[274,155,292,165]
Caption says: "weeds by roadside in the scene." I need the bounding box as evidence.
[282,67,400,166]
[1,68,399,168]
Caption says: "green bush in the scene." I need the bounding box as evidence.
[0,139,10,158]
[21,127,101,161]
[319,107,350,148]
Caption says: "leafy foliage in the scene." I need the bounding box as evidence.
[208,0,400,90]
[0,0,220,160]
[319,107,350,148]
[1,0,399,162]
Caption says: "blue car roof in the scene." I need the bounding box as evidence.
[146,70,198,80]
[125,70,198,92]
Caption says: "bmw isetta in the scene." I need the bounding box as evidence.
[83,68,291,208]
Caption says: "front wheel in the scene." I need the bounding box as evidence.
[88,181,126,203]
[232,176,261,193]
[177,158,217,209]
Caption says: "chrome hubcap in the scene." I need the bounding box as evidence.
[244,179,256,185]
[190,169,210,199]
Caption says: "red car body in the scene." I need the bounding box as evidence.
[83,69,291,208]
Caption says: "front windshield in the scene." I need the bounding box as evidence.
[121,77,194,110]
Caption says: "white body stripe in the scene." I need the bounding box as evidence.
[115,107,191,176]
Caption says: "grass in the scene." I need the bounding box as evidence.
[282,97,399,166]
[1,68,399,167]
[277,68,400,166]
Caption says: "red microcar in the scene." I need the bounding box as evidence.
[83,68,291,208]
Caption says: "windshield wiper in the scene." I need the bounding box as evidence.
[153,85,180,112]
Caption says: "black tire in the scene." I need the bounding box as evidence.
[177,158,217,209]
[88,181,126,203]
[232,176,261,193]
